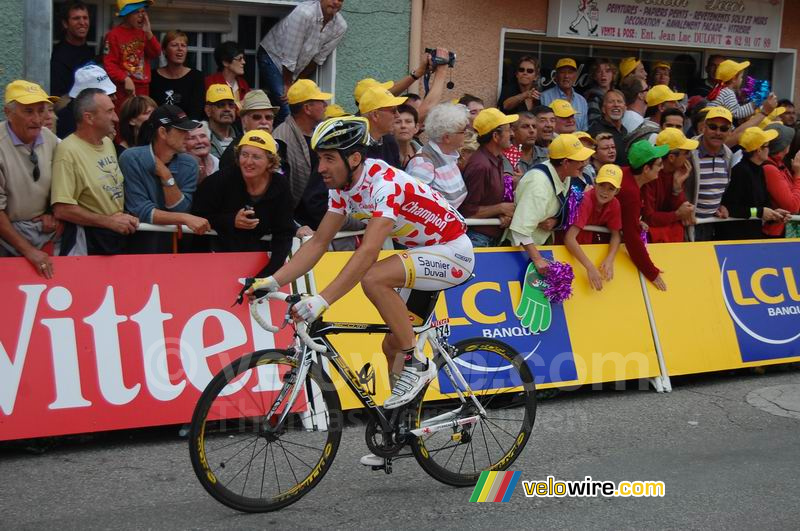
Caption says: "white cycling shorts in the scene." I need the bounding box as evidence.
[396,233,474,291]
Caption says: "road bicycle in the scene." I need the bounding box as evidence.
[188,283,537,513]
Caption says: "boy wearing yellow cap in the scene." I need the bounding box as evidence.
[707,59,778,122]
[103,1,160,113]
[641,128,697,243]
[564,164,622,290]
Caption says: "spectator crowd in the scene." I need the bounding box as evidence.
[1,0,799,290]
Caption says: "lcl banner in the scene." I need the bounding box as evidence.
[0,253,294,441]
[644,240,800,376]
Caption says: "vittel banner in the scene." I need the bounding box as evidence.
[0,253,293,441]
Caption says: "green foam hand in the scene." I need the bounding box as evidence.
[515,262,552,334]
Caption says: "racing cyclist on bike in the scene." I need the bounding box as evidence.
[248,116,474,417]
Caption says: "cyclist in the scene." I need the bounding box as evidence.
[248,116,474,414]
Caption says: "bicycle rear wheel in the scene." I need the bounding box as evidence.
[410,338,536,487]
[188,349,342,512]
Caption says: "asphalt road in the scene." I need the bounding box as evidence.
[2,367,799,530]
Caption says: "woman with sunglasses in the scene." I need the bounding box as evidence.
[204,41,251,107]
[191,129,294,277]
[498,56,541,113]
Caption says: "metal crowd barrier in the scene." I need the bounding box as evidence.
[137,214,799,251]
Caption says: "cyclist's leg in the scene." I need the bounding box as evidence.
[360,254,418,358]
[380,332,405,386]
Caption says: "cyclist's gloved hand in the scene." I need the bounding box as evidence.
[514,261,552,333]
[250,276,280,294]
[293,294,330,321]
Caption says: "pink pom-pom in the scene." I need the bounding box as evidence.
[543,260,575,304]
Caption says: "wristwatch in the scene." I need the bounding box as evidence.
[162,177,176,187]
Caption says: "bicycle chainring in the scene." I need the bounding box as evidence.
[365,418,404,458]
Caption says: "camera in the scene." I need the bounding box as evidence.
[425,48,456,68]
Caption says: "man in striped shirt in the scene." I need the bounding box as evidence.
[687,107,734,241]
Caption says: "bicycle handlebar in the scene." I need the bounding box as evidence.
[249,292,328,353]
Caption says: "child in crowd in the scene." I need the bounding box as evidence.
[103,0,161,112]
[564,164,623,291]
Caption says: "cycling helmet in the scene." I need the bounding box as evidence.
[311,116,371,151]
[311,116,372,187]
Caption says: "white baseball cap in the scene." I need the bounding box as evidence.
[69,63,117,98]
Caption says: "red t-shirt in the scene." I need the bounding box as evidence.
[573,188,622,244]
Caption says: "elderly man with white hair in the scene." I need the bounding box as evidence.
[405,102,470,208]
[184,121,219,182]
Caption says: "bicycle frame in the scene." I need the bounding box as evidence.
[251,292,486,438]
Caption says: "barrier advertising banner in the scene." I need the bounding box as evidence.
[644,240,800,376]
[0,253,294,441]
[313,246,660,410]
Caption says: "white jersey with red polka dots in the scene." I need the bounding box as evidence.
[328,158,467,248]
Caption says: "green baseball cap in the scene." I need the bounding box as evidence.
[628,140,669,170]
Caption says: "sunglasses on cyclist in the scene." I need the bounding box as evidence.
[705,122,731,132]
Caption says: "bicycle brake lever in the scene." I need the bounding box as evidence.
[234,277,257,306]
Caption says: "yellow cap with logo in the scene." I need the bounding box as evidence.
[549,133,595,161]
[287,79,332,105]
[739,126,778,153]
[595,164,623,188]
[206,84,235,104]
[550,99,577,118]
[237,129,278,154]
[354,78,394,104]
[619,57,641,78]
[655,128,699,151]
[473,108,518,136]
[4,80,53,105]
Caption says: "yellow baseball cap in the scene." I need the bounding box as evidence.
[646,85,684,107]
[324,103,349,119]
[739,126,779,153]
[354,78,394,103]
[473,108,518,136]
[237,129,277,154]
[704,106,734,123]
[574,131,596,144]
[549,133,595,161]
[595,164,623,188]
[653,61,671,71]
[715,59,749,82]
[205,83,235,104]
[4,80,53,105]
[358,87,407,115]
[656,128,699,151]
[550,99,578,118]
[287,79,332,105]
[758,106,786,129]
[619,57,641,78]
[555,58,577,70]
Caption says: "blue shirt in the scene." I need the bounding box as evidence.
[119,145,197,224]
[540,85,589,132]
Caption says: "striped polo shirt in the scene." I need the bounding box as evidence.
[695,143,730,218]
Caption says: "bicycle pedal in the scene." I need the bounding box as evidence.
[370,458,393,474]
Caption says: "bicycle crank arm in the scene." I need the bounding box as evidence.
[409,415,479,437]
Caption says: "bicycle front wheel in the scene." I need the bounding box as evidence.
[188,349,342,512]
[411,338,536,487]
